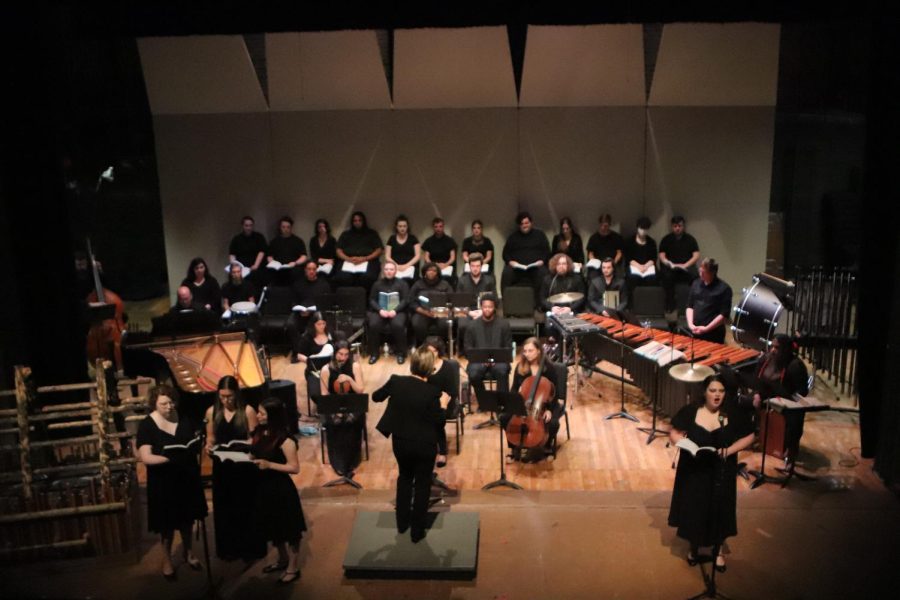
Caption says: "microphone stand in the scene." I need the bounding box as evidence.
[194,422,219,599]
[605,315,639,423]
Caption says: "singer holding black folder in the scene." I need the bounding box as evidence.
[668,375,754,572]
[204,376,265,562]
[136,385,208,580]
[373,347,451,543]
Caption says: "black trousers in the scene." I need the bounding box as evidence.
[392,437,436,533]
[366,312,408,355]
[502,265,548,307]
[466,362,511,400]
[411,314,450,347]
[660,267,697,311]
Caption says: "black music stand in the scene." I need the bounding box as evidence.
[480,391,525,491]
[467,347,513,430]
[313,393,368,490]
[605,317,640,423]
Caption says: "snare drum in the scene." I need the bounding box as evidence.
[431,306,450,319]
[231,301,258,316]
[732,278,783,350]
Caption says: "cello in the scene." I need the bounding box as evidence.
[506,352,556,450]
[84,239,125,371]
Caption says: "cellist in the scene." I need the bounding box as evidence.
[500,337,562,462]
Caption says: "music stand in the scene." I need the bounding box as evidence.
[479,390,525,491]
[467,347,513,430]
[312,393,368,490]
[604,317,640,423]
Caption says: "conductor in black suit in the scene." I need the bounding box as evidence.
[372,347,451,542]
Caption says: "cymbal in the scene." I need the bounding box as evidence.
[548,292,585,304]
[669,363,715,383]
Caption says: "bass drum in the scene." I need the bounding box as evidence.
[731,278,783,351]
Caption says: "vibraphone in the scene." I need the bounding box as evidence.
[572,314,761,416]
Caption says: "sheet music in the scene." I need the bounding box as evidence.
[341,261,369,274]
[585,258,602,270]
[440,265,453,276]
[317,263,333,275]
[463,263,489,273]
[396,266,416,279]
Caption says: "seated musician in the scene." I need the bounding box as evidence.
[221,262,257,313]
[464,293,512,399]
[540,253,585,315]
[228,216,267,283]
[181,257,221,311]
[290,260,332,334]
[587,258,628,317]
[455,253,496,355]
[751,334,810,471]
[585,214,624,280]
[659,215,700,314]
[267,216,308,284]
[318,340,365,479]
[421,217,458,286]
[501,212,550,307]
[686,258,732,344]
[170,285,205,314]
[366,262,410,365]
[623,216,658,292]
[333,211,383,293]
[408,262,454,347]
[500,337,562,461]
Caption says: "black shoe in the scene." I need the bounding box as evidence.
[411,528,426,543]
[714,555,727,573]
[397,354,406,364]
[368,355,379,365]
[290,354,300,364]
[687,551,698,567]
[435,455,447,468]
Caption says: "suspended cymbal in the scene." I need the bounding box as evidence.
[548,292,585,304]
[669,363,715,383]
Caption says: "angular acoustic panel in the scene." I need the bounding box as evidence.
[648,23,780,106]
[266,31,392,111]
[520,25,646,107]
[394,27,517,108]
[138,36,268,114]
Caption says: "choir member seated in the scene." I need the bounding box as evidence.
[181,257,221,312]
[421,217,458,287]
[585,213,624,280]
[624,216,658,293]
[384,214,421,281]
[550,217,585,269]
[408,262,453,347]
[659,215,700,314]
[366,262,410,365]
[501,211,550,307]
[461,219,495,275]
[228,215,268,284]
[267,216,308,285]
[308,218,338,278]
[333,211,383,293]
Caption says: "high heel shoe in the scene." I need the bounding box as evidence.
[278,570,300,584]
[686,551,698,567]
[435,454,447,468]
[714,555,727,573]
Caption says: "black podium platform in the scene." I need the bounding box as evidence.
[342,511,479,580]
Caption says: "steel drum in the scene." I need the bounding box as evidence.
[732,278,783,351]
[231,301,257,316]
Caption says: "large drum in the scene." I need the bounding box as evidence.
[732,278,783,350]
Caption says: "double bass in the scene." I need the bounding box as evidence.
[84,240,125,370]
[506,354,556,450]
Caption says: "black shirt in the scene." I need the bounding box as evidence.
[368,277,410,313]
[268,235,307,264]
[292,277,332,307]
[422,234,457,265]
[455,273,496,298]
[462,235,495,272]
[229,232,268,268]
[180,276,221,310]
[309,235,337,263]
[337,228,382,257]
[464,316,512,350]
[550,233,585,264]
[222,280,257,306]
[372,375,444,442]
[386,234,419,265]
[587,276,627,313]
[659,233,700,265]
[408,278,454,311]
[502,229,550,265]
[540,272,586,311]
[687,277,732,328]
[586,231,624,262]
[624,235,658,265]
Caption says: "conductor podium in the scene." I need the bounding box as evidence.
[343,511,479,580]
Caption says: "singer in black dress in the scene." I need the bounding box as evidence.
[205,376,265,562]
[251,397,306,584]
[668,375,754,570]
[136,385,208,579]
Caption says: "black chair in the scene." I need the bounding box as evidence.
[548,360,571,458]
[335,286,367,339]
[443,359,464,454]
[257,285,297,352]
[630,286,669,330]
[501,286,539,338]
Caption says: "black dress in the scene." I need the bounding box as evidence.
[211,416,266,560]
[251,433,307,544]
[668,401,753,547]
[322,360,364,476]
[136,416,208,533]
[386,234,420,268]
